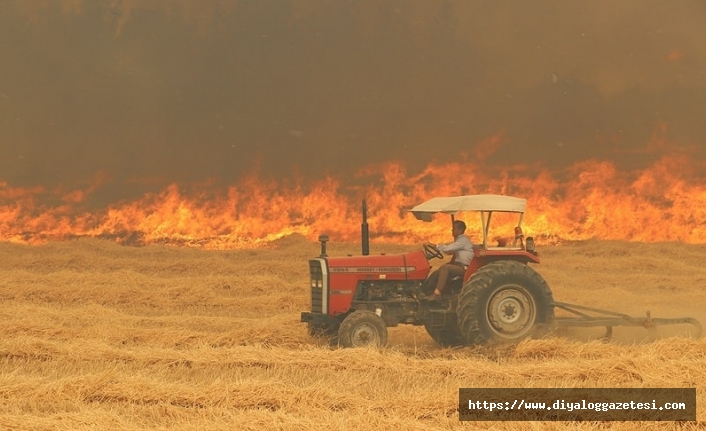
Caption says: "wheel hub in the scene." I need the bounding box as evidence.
[487,286,537,338]
[351,323,379,346]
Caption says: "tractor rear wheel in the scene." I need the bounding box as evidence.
[457,260,554,346]
[338,310,388,348]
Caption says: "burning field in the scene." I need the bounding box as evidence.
[3,144,706,249]
[0,235,704,430]
[1,125,705,430]
[2,1,706,429]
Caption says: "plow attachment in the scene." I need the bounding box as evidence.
[551,302,703,339]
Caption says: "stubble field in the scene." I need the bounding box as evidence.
[0,236,704,430]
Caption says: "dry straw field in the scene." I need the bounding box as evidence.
[0,235,704,430]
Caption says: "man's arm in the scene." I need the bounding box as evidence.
[438,236,473,253]
[437,237,464,254]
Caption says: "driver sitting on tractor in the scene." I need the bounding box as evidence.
[422,220,474,298]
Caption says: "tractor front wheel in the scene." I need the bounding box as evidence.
[457,260,554,346]
[338,310,388,348]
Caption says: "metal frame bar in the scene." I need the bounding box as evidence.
[551,301,703,338]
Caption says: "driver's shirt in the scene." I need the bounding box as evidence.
[437,235,474,267]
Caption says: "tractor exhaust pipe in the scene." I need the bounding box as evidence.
[362,199,369,256]
[318,234,329,258]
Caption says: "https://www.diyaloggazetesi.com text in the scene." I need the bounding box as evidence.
[459,388,696,421]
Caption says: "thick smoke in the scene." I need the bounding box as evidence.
[1,0,705,199]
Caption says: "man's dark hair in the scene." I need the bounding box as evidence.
[453,220,466,233]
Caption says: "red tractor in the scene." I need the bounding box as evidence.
[300,194,702,348]
[301,194,554,347]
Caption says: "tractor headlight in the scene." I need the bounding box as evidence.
[310,262,324,289]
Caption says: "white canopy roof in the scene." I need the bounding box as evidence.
[409,194,526,222]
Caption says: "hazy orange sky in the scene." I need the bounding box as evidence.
[1,0,705,194]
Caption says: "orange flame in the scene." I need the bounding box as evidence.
[1,150,706,249]
[2,127,706,249]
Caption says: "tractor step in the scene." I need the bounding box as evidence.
[426,309,455,331]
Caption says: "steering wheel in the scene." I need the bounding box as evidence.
[423,243,444,260]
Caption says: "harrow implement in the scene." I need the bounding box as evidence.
[551,301,703,339]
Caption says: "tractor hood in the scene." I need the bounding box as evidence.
[325,250,431,281]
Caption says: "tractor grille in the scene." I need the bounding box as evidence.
[309,259,327,313]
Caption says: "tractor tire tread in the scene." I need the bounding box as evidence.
[456,260,554,346]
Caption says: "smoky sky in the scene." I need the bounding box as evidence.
[1,0,705,192]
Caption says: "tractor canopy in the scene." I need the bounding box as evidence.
[409,194,528,251]
[409,194,526,221]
